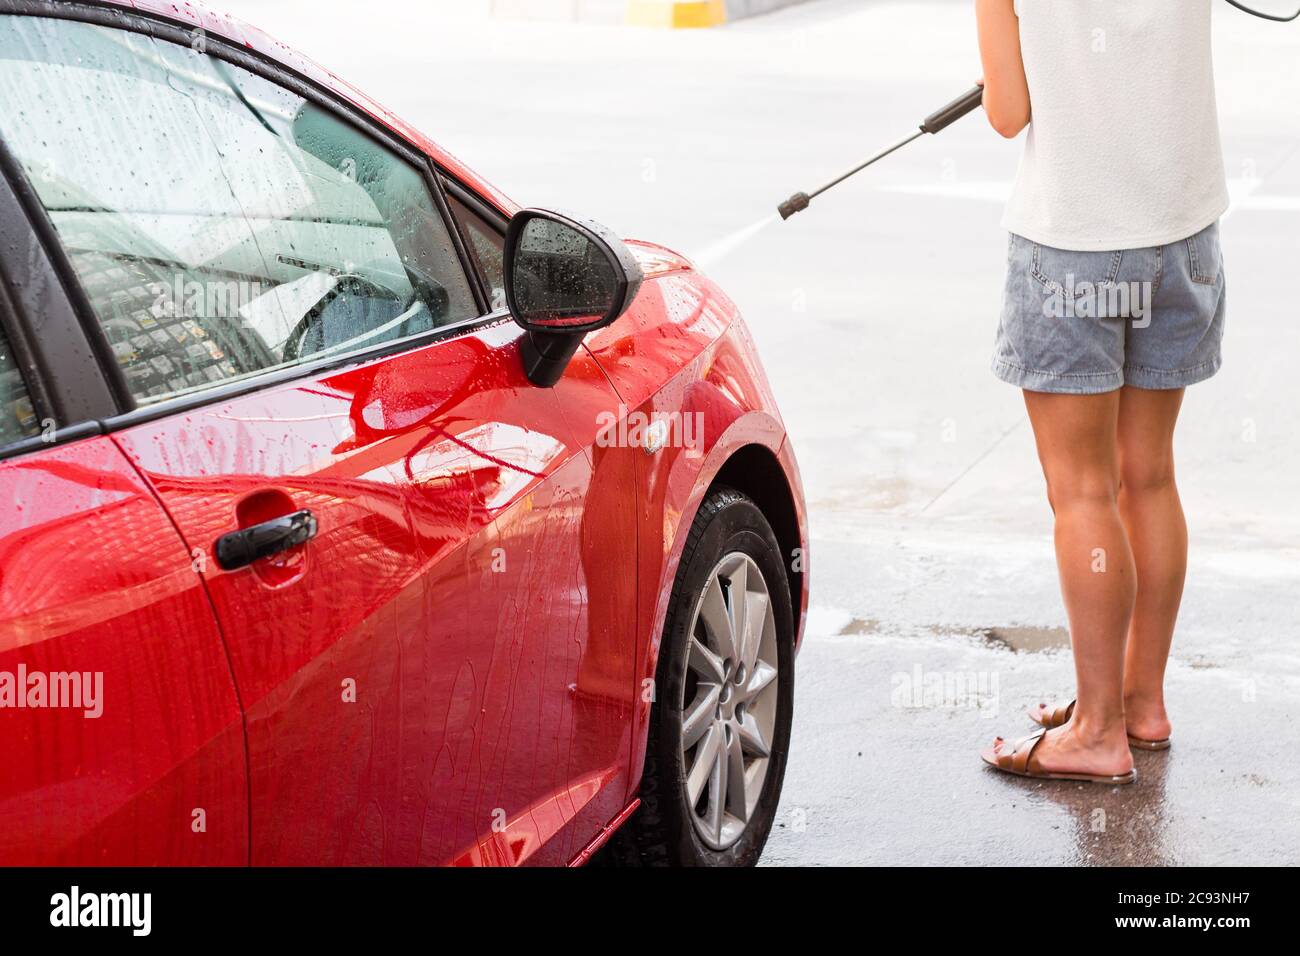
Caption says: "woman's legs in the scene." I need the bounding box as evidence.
[1117,386,1186,743]
[1016,390,1134,775]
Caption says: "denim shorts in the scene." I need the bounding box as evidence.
[992,222,1226,394]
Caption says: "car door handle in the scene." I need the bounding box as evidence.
[214,509,319,571]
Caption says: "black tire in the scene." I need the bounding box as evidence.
[604,487,795,867]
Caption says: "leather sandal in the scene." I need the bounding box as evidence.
[1029,698,1076,730]
[1029,698,1171,751]
[980,729,1138,784]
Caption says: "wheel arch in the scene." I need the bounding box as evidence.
[708,444,805,649]
[622,428,809,805]
[606,453,803,864]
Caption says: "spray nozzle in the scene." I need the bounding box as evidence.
[778,192,811,221]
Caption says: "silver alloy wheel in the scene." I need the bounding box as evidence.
[679,552,780,850]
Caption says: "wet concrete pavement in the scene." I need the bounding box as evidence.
[763,520,1300,865]
[219,0,1300,864]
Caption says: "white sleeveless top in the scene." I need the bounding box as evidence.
[1003,0,1229,251]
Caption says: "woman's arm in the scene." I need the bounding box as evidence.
[976,0,1031,138]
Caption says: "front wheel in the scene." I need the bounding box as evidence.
[608,488,794,866]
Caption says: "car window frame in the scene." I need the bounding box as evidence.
[0,272,54,452]
[0,135,115,461]
[441,175,511,315]
[0,0,507,439]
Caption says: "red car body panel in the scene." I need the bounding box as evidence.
[112,323,638,866]
[0,438,247,865]
[0,0,808,865]
[583,257,809,795]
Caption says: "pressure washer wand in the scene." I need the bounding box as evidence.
[778,84,986,221]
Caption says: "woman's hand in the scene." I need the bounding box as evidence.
[975,0,1031,138]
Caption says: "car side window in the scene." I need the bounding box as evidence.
[0,325,40,446]
[0,16,479,406]
[447,194,507,312]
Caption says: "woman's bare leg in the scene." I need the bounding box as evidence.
[1117,386,1186,743]
[1011,390,1134,776]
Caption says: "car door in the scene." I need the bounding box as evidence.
[434,189,643,865]
[0,11,637,865]
[0,217,246,863]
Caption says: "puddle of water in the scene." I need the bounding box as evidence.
[837,621,1071,650]
[834,619,1070,653]
[980,626,1071,653]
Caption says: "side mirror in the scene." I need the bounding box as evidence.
[504,208,643,386]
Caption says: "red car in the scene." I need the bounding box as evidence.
[0,0,807,867]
